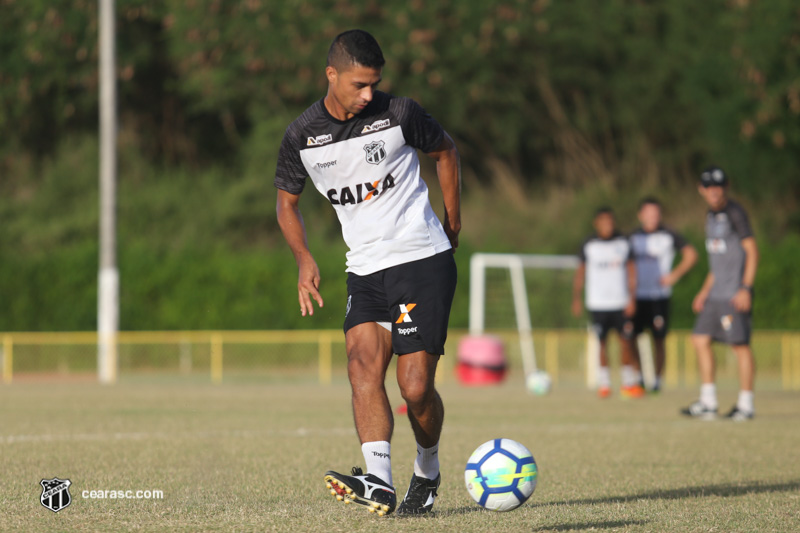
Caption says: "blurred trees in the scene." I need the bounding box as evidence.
[2,0,799,195]
[2,0,800,331]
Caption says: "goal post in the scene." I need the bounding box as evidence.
[468,253,580,377]
[467,252,655,389]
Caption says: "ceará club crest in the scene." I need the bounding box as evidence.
[363,140,386,165]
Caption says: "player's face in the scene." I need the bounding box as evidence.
[698,184,727,210]
[638,203,661,232]
[593,213,615,238]
[326,64,382,119]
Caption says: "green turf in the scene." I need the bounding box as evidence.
[2,377,799,532]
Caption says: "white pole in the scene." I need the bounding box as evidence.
[98,0,118,384]
[468,254,486,335]
[636,334,656,389]
[509,257,537,374]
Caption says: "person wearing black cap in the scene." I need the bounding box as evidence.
[681,166,759,421]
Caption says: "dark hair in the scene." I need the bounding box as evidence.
[638,196,661,210]
[594,206,614,218]
[327,30,385,71]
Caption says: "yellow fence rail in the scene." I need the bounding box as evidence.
[0,329,798,389]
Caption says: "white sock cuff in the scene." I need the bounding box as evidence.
[597,366,611,388]
[362,441,392,485]
[416,441,439,455]
[414,441,440,480]
[737,390,754,413]
[621,365,637,387]
[700,383,718,408]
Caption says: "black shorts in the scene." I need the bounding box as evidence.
[633,298,671,339]
[343,251,457,356]
[590,310,634,341]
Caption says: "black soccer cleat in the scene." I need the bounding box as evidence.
[724,405,754,422]
[396,473,440,516]
[680,400,718,420]
[324,467,396,516]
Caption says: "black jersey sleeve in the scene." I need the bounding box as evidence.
[668,228,689,250]
[728,202,754,240]
[274,125,308,195]
[578,237,589,262]
[390,97,445,153]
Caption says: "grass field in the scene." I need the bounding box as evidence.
[3,375,799,532]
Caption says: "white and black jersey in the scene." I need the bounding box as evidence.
[274,91,452,275]
[630,226,689,300]
[578,232,633,311]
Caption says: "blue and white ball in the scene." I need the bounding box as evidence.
[464,438,538,511]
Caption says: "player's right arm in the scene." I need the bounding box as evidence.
[692,272,715,313]
[571,262,586,318]
[276,189,324,317]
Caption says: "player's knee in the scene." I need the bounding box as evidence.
[399,378,434,407]
[346,350,385,385]
[691,334,711,350]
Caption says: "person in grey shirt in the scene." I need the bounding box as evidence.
[681,166,759,421]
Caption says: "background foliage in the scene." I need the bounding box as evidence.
[1,0,799,331]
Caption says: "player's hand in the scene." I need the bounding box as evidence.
[624,299,636,318]
[731,288,752,312]
[692,291,707,314]
[660,271,680,287]
[571,298,583,318]
[443,211,460,251]
[297,256,323,317]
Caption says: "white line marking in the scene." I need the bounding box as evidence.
[1,427,355,445]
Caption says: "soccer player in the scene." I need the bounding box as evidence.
[572,207,643,399]
[274,30,460,516]
[681,166,758,421]
[630,197,698,392]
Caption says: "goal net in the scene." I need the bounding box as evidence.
[468,253,601,387]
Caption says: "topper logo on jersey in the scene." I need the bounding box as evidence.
[316,160,337,170]
[361,119,390,134]
[307,134,332,146]
[364,140,387,164]
[327,173,395,206]
[396,303,416,323]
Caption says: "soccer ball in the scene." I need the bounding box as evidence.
[526,370,552,395]
[464,438,538,511]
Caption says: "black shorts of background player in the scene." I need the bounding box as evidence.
[572,207,642,399]
[630,197,698,392]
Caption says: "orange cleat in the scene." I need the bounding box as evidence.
[620,385,646,399]
[598,386,611,399]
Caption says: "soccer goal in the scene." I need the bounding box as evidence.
[468,252,658,389]
[468,253,581,378]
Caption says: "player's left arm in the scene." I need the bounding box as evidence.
[662,244,698,287]
[729,204,758,312]
[732,236,758,312]
[426,131,461,250]
[625,259,637,317]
